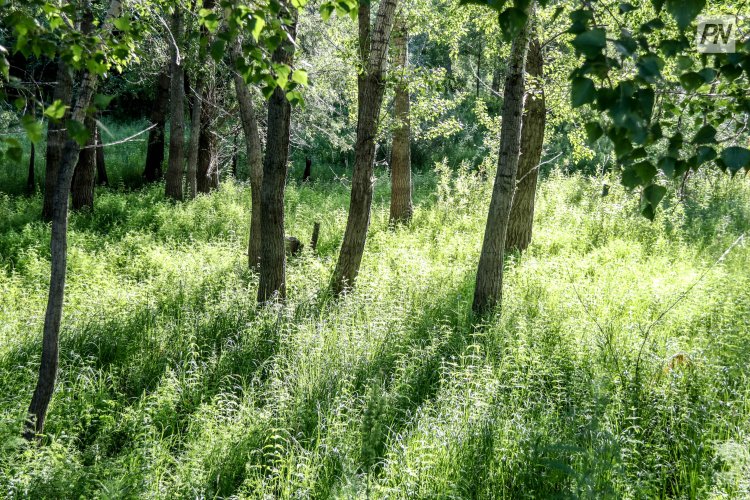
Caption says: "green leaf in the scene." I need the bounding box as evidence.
[666,0,705,31]
[273,64,291,89]
[696,145,716,164]
[44,99,68,121]
[21,115,43,143]
[113,16,131,32]
[634,160,657,184]
[698,67,717,83]
[720,146,750,173]
[692,124,716,144]
[585,122,603,142]
[93,94,114,110]
[641,184,666,219]
[210,40,226,62]
[679,71,704,91]
[572,29,606,58]
[250,15,266,42]
[498,7,528,41]
[571,77,596,107]
[637,53,664,82]
[291,69,308,86]
[658,156,677,177]
[67,119,90,147]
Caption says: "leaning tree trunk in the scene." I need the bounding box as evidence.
[186,82,203,199]
[389,14,412,224]
[472,12,532,315]
[95,125,108,186]
[232,42,264,269]
[165,10,186,201]
[144,71,170,182]
[257,1,297,303]
[330,0,398,295]
[70,117,97,211]
[41,60,73,221]
[505,37,545,253]
[24,0,122,440]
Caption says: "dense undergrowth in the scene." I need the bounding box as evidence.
[1,158,749,497]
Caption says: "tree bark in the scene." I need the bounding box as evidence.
[71,117,97,211]
[24,0,122,440]
[331,0,399,295]
[302,156,312,182]
[186,83,202,198]
[165,10,185,201]
[389,14,412,224]
[27,142,36,195]
[196,85,216,194]
[232,42,264,269]
[257,2,297,303]
[41,60,73,221]
[472,13,532,315]
[505,37,545,253]
[95,125,108,186]
[144,71,170,182]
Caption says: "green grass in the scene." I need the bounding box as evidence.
[0,156,749,498]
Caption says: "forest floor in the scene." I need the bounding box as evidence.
[1,154,749,497]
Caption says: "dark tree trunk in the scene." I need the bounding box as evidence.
[232,42,264,269]
[42,60,73,221]
[505,38,545,253]
[95,126,108,186]
[27,142,36,195]
[257,1,297,303]
[24,0,122,440]
[302,157,312,182]
[331,0,398,295]
[165,10,185,201]
[389,14,412,224]
[196,85,216,194]
[71,117,97,211]
[310,221,320,253]
[186,83,203,198]
[144,71,170,182]
[472,12,532,315]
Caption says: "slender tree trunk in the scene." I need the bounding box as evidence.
[186,84,202,198]
[27,143,36,195]
[389,14,412,224]
[505,38,545,253]
[24,0,122,440]
[42,60,73,221]
[257,2,297,303]
[165,10,185,201]
[476,43,481,98]
[95,125,108,186]
[331,0,398,295]
[302,157,312,182]
[472,12,532,315]
[70,117,97,211]
[196,85,216,194]
[144,71,170,182]
[232,42,264,269]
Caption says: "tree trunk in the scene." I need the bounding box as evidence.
[186,83,202,198]
[302,156,312,182]
[389,14,412,224]
[71,117,97,211]
[257,2,297,303]
[95,125,108,186]
[27,142,36,195]
[331,0,398,295]
[472,12,532,315]
[24,0,122,440]
[165,10,185,201]
[232,42,264,269]
[144,71,170,182]
[41,60,73,221]
[505,37,545,253]
[196,85,216,194]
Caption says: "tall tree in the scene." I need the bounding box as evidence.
[330,0,399,295]
[164,9,186,201]
[506,37,544,252]
[196,83,217,194]
[41,60,73,221]
[472,11,532,315]
[143,71,170,182]
[186,84,203,198]
[257,0,297,303]
[24,0,122,440]
[70,117,97,211]
[95,124,108,186]
[232,42,264,269]
[389,13,412,224]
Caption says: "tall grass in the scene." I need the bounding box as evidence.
[0,158,748,498]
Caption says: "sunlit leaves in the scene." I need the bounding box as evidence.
[21,115,43,143]
[44,100,68,121]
